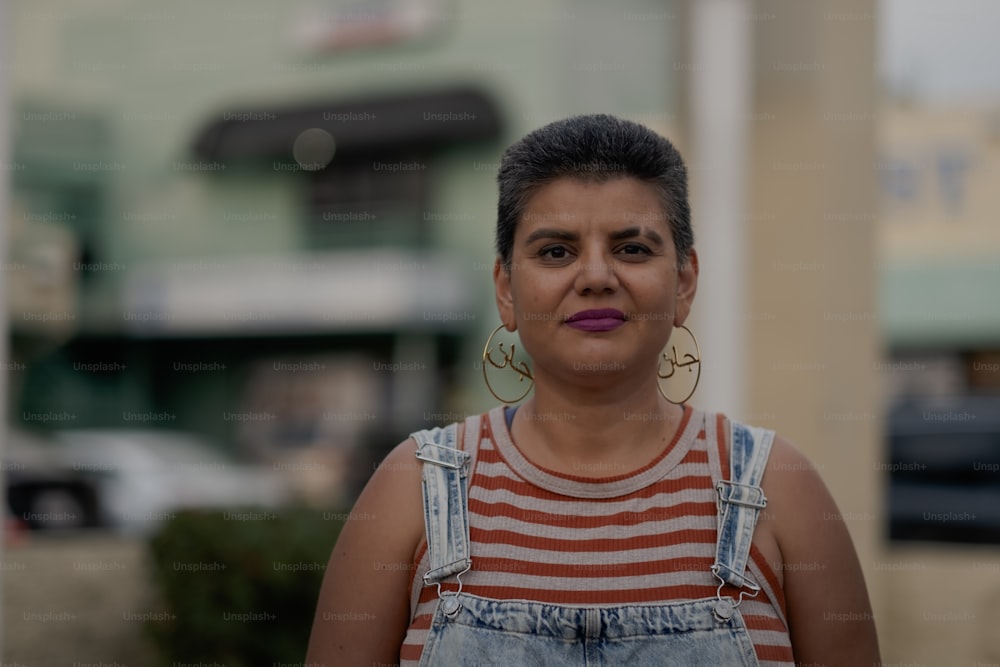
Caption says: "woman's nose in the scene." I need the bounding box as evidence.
[573,249,620,294]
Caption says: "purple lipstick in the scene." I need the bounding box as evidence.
[565,308,626,332]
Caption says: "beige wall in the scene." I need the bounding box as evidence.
[683,0,888,655]
[745,0,882,582]
[683,3,1000,664]
[747,0,887,655]
[879,103,1000,263]
[875,71,1000,667]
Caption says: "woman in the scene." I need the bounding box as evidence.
[306,115,880,665]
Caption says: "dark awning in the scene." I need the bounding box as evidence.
[192,86,503,163]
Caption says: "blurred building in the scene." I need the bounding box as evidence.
[7,0,1000,663]
[872,97,1000,664]
[879,100,1000,395]
[6,0,684,501]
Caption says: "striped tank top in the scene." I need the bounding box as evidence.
[401,405,795,666]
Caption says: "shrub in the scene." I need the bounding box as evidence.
[145,506,343,666]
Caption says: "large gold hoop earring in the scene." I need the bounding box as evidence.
[657,324,701,405]
[482,324,534,404]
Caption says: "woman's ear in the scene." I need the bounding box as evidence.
[493,256,516,331]
[674,248,699,327]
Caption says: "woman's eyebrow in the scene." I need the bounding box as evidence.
[522,228,579,245]
[609,226,664,244]
[523,226,666,245]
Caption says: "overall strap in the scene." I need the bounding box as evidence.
[711,420,775,620]
[411,423,472,610]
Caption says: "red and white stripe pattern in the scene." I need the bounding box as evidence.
[400,406,794,666]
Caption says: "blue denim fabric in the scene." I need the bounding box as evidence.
[713,423,775,598]
[413,424,472,587]
[411,418,774,666]
[418,594,759,666]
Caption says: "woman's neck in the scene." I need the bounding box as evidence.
[509,376,687,477]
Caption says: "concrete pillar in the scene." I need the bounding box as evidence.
[682,0,884,634]
[687,0,753,422]
[746,0,883,625]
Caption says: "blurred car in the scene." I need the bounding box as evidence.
[53,429,293,536]
[887,395,1000,543]
[6,429,102,530]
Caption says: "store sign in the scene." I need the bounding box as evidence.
[879,145,972,216]
[289,0,450,53]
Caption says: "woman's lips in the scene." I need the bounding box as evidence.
[564,309,626,332]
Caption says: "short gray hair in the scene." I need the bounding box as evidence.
[496,114,693,270]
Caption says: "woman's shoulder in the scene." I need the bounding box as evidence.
[363,437,424,532]
[374,413,485,571]
[702,411,812,464]
[739,428,843,574]
[375,410,488,497]
[701,411,829,528]
[408,407,502,454]
[706,413,825,491]
[760,433,831,511]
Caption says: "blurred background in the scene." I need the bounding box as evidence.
[1,0,998,664]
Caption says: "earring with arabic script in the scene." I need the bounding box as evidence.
[482,324,534,404]
[656,324,701,405]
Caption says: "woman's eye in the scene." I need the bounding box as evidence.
[619,243,651,256]
[540,245,569,260]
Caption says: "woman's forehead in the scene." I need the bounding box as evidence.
[517,177,671,231]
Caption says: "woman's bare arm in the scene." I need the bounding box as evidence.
[764,435,881,665]
[306,437,424,666]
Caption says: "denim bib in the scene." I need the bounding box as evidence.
[411,418,774,666]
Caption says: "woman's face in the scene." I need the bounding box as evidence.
[494,176,698,389]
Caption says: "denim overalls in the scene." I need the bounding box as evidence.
[410,414,775,666]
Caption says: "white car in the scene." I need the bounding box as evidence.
[53,429,292,535]
[6,429,102,530]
